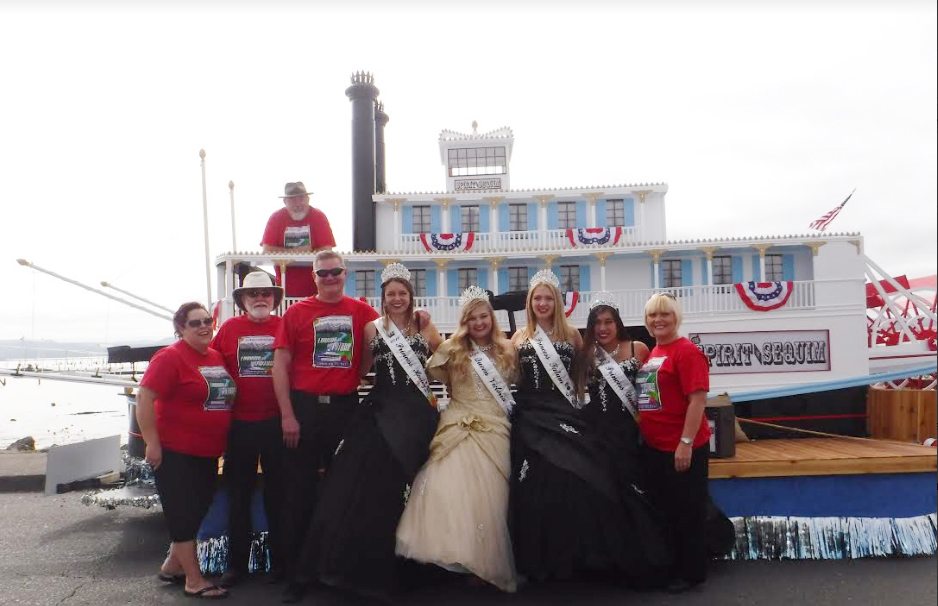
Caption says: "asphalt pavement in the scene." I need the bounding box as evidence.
[0,490,936,606]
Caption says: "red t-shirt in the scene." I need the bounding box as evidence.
[635,337,711,451]
[140,340,235,457]
[274,295,379,394]
[211,314,281,422]
[261,207,336,298]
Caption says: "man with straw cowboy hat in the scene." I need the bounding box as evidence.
[261,181,336,299]
[211,271,288,587]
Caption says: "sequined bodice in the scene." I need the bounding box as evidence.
[369,332,431,388]
[517,339,576,392]
[587,356,642,414]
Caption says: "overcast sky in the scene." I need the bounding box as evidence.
[1,1,935,347]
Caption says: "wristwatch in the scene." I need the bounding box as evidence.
[679,436,693,446]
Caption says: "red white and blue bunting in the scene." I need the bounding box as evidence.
[735,281,794,312]
[565,227,623,247]
[564,291,579,317]
[420,232,475,253]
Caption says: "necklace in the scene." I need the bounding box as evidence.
[474,342,495,353]
[599,342,620,358]
[391,316,413,335]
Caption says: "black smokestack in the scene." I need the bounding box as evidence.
[375,100,389,195]
[345,71,379,252]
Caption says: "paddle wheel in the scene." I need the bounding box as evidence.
[864,255,937,390]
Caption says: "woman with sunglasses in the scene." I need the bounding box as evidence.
[291,264,442,600]
[509,270,643,584]
[396,286,519,593]
[573,298,671,588]
[636,292,712,593]
[137,302,236,599]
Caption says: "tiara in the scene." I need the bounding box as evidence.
[458,285,489,308]
[381,262,411,284]
[589,292,619,312]
[529,268,560,290]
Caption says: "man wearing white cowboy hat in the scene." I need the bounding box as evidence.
[261,181,336,299]
[210,271,288,587]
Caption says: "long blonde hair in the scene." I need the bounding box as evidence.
[517,282,579,344]
[448,299,516,381]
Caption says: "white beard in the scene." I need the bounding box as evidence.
[247,305,271,321]
[287,207,309,221]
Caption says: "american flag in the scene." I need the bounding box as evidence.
[809,190,854,231]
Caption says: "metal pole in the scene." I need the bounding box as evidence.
[229,180,237,252]
[200,149,212,307]
[99,281,174,313]
[16,259,172,320]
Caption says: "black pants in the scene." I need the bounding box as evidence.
[641,444,710,585]
[154,449,219,542]
[281,391,358,581]
[222,417,286,574]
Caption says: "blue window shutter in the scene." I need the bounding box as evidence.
[426,269,437,297]
[658,263,665,287]
[580,265,591,292]
[700,258,709,286]
[595,199,607,227]
[547,202,559,229]
[499,204,509,230]
[346,271,358,296]
[681,259,694,286]
[497,268,508,293]
[447,269,458,296]
[752,255,761,281]
[731,257,743,283]
[575,201,587,228]
[478,268,488,291]
[782,254,795,281]
[625,198,635,227]
[430,206,441,233]
[651,263,656,287]
[374,271,383,297]
[527,203,538,230]
[528,266,537,282]
[479,205,490,232]
[450,205,461,233]
[402,206,413,234]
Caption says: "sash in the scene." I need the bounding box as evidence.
[469,345,516,417]
[595,347,639,420]
[373,318,432,403]
[530,325,579,408]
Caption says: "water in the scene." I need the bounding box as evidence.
[0,378,129,450]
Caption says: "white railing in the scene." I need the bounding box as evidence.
[276,281,823,333]
[396,227,639,255]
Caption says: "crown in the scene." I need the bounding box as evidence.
[381,262,411,284]
[589,292,619,312]
[458,285,490,308]
[529,268,560,290]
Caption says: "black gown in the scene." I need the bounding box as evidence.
[509,339,670,585]
[299,333,438,597]
[582,352,673,585]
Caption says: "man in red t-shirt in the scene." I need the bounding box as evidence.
[272,251,378,598]
[211,271,287,587]
[261,181,336,299]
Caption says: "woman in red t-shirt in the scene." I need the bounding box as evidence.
[137,302,235,599]
[635,292,711,593]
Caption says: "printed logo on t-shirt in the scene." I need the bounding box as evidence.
[199,365,236,410]
[236,335,275,377]
[635,356,666,412]
[284,225,311,248]
[312,315,354,368]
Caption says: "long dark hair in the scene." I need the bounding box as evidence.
[574,304,630,397]
[172,301,209,337]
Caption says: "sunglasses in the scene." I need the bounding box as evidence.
[186,318,214,328]
[245,289,275,298]
[315,267,345,278]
